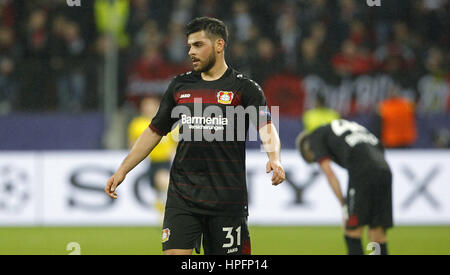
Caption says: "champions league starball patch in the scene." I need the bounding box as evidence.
[259,108,271,117]
[217,91,234,104]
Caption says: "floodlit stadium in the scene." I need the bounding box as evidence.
[0,0,449,256]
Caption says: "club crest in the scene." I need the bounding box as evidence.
[217,91,234,105]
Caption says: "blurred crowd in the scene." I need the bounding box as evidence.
[0,0,448,115]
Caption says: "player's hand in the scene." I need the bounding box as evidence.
[105,171,126,199]
[266,160,285,186]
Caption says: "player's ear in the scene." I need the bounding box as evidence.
[215,38,225,54]
[303,140,315,164]
[296,131,309,158]
[306,150,315,164]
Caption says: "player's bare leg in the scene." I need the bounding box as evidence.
[368,227,387,243]
[345,227,364,238]
[369,226,389,255]
[344,227,364,255]
[164,249,193,255]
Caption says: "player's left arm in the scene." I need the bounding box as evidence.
[319,158,345,206]
[243,77,285,186]
[259,123,285,186]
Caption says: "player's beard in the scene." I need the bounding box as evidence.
[193,50,216,73]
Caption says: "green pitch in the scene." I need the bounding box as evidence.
[0,226,449,255]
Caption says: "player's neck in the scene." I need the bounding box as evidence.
[201,59,228,81]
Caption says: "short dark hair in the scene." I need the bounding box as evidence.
[186,17,229,44]
[296,130,311,162]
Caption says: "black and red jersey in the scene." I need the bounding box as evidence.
[149,67,271,216]
[309,120,389,171]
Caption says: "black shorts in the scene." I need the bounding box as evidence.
[161,207,251,255]
[345,167,393,230]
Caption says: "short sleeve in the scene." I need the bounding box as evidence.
[309,128,331,163]
[242,79,272,130]
[149,80,178,136]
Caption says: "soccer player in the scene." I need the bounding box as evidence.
[296,119,393,255]
[105,17,285,255]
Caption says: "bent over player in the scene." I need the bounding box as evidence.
[297,119,393,255]
[105,17,285,255]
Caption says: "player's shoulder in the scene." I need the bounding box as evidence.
[171,70,199,84]
[164,70,199,93]
[311,123,332,138]
[232,69,256,84]
[232,70,263,92]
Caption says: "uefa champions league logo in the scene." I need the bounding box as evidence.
[66,0,81,7]
[0,166,29,213]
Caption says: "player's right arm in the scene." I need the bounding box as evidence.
[105,127,163,199]
[319,158,345,207]
[105,78,179,199]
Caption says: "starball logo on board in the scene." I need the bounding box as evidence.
[66,0,81,7]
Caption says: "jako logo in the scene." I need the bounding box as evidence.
[67,0,81,7]
[366,0,381,7]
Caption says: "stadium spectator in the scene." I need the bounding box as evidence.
[20,8,51,111]
[170,0,195,26]
[128,95,177,217]
[196,0,220,19]
[0,56,18,114]
[250,37,282,84]
[230,0,254,43]
[417,47,450,113]
[94,0,130,49]
[327,0,363,50]
[126,43,171,100]
[308,22,328,50]
[0,26,19,114]
[298,0,331,30]
[374,37,416,74]
[127,0,165,40]
[51,19,87,112]
[332,39,374,77]
[228,40,252,77]
[297,37,328,78]
[164,22,190,64]
[376,86,417,148]
[23,8,49,58]
[0,0,15,28]
[392,21,419,54]
[276,2,301,70]
[411,0,449,47]
[348,20,371,50]
[133,20,162,52]
[302,94,341,133]
[371,1,412,47]
[433,128,450,148]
